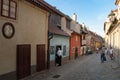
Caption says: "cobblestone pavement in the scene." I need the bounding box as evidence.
[22,53,120,80]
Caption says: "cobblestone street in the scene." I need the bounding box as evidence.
[22,53,120,80]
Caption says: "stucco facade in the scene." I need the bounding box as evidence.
[50,35,70,61]
[70,32,81,59]
[104,0,120,65]
[105,23,120,64]
[69,14,82,59]
[0,0,49,79]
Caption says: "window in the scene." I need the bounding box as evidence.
[1,0,17,19]
[63,45,66,56]
[2,22,15,39]
[66,20,70,29]
[50,46,54,54]
[72,47,75,53]
[82,35,85,40]
[76,35,78,41]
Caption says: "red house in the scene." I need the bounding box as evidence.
[69,13,82,59]
[70,32,81,59]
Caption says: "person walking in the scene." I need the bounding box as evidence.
[57,48,63,66]
[105,47,109,55]
[100,48,106,63]
[109,47,114,60]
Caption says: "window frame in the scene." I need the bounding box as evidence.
[1,0,17,19]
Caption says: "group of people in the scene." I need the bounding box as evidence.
[99,47,114,63]
[55,47,114,65]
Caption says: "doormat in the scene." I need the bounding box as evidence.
[52,75,61,78]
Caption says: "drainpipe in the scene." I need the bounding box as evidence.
[47,13,53,69]
[47,32,53,69]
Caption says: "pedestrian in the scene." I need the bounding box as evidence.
[55,53,59,66]
[75,47,78,59]
[109,47,114,60]
[96,47,99,53]
[105,47,108,55]
[100,48,106,63]
[57,48,63,66]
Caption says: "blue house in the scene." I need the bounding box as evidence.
[49,26,70,66]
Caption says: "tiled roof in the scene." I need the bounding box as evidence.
[49,26,70,37]
[26,0,64,16]
[37,0,65,16]
[26,0,50,11]
[113,9,118,12]
[27,0,66,17]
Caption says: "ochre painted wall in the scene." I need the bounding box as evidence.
[0,1,49,75]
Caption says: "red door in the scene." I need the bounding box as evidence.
[37,44,46,72]
[17,44,31,79]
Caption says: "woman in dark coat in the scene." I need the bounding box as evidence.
[55,53,59,66]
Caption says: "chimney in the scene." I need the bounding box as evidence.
[72,13,77,21]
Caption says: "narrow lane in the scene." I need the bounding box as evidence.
[22,53,120,80]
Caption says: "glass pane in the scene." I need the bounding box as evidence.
[10,1,16,18]
[10,12,15,18]
[10,1,16,7]
[3,0,9,5]
[2,10,9,16]
[10,7,15,13]
[3,4,9,10]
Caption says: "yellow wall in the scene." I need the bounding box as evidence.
[0,0,49,75]
[96,42,102,48]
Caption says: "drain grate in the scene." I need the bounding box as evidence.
[52,75,61,78]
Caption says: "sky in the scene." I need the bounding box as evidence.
[45,0,117,37]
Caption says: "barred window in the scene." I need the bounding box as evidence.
[1,0,17,19]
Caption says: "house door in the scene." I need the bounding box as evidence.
[37,44,45,72]
[17,44,31,79]
[56,45,61,53]
[55,45,61,65]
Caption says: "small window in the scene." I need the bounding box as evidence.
[1,0,17,19]
[76,35,78,41]
[82,35,85,40]
[63,45,66,56]
[72,47,75,53]
[50,46,54,55]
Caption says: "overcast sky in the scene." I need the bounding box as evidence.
[45,0,117,37]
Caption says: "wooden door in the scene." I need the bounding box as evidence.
[37,44,46,72]
[17,44,31,79]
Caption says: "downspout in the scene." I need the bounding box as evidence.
[47,13,53,69]
[47,32,53,69]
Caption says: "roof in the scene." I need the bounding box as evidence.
[26,0,50,11]
[37,0,65,16]
[49,26,70,37]
[81,30,88,34]
[26,0,65,16]
[115,0,120,5]
[65,15,72,21]
[113,9,118,13]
